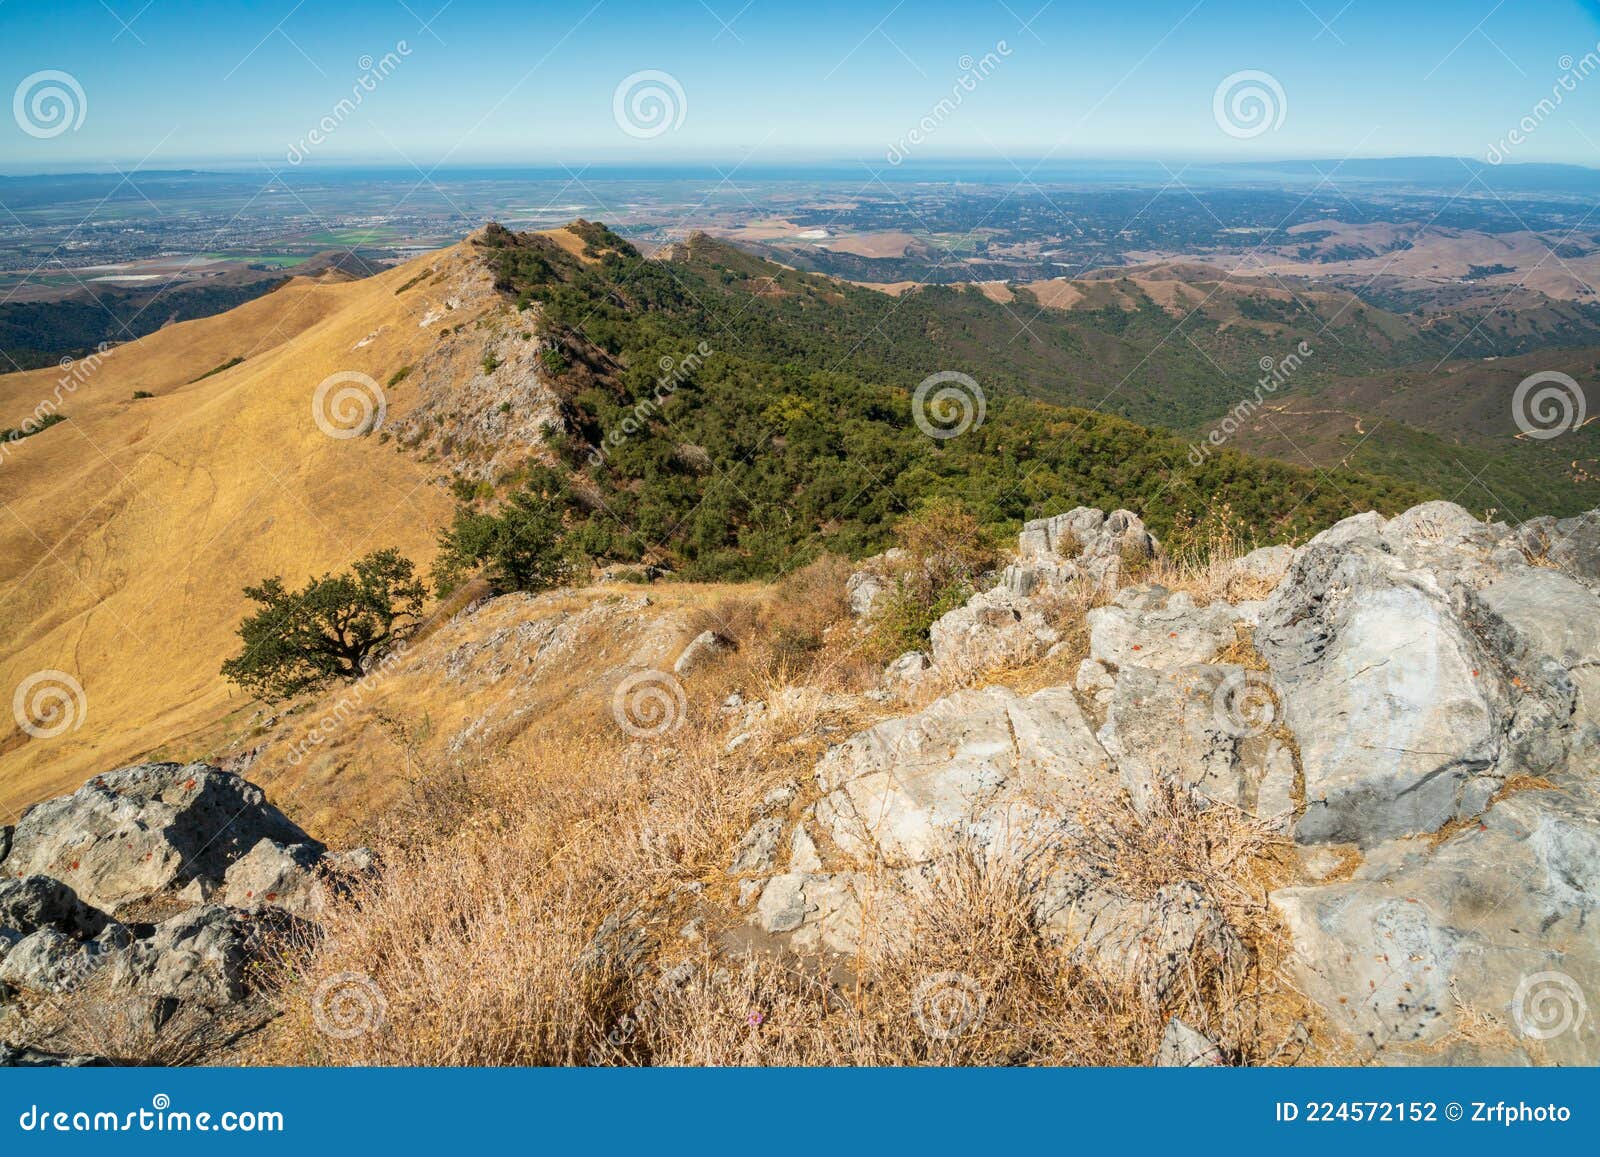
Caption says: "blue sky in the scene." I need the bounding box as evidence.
[1,0,1598,172]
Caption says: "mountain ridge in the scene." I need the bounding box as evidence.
[0,220,1442,812]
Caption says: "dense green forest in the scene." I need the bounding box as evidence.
[461,222,1431,581]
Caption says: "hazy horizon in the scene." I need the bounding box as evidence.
[5,0,1600,174]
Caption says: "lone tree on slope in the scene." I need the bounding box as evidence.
[221,548,427,702]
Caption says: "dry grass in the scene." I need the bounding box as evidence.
[1148,503,1290,606]
[688,554,882,693]
[255,498,1313,1067]
[24,977,264,1066]
[267,692,816,1065]
[0,244,465,813]
[267,642,1308,1066]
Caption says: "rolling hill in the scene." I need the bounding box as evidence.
[0,222,1441,814]
[0,252,479,812]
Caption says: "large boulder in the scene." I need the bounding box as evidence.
[1272,782,1600,1064]
[1097,663,1292,819]
[735,684,1121,954]
[1256,522,1504,845]
[1469,567,1600,766]
[812,685,1111,868]
[1250,503,1600,1062]
[1087,588,1245,671]
[223,839,326,919]
[1,763,321,911]
[0,924,130,994]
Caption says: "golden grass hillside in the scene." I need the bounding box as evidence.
[0,239,530,815]
[241,580,759,837]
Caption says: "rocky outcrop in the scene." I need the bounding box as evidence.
[1257,502,1600,846]
[1007,507,1157,595]
[3,762,319,911]
[673,629,732,676]
[845,549,907,618]
[728,500,1600,1065]
[918,508,1157,678]
[0,764,352,1062]
[1086,587,1249,670]
[0,877,107,940]
[224,840,327,919]
[731,681,1252,988]
[928,587,1061,674]
[102,905,255,1008]
[810,684,1111,869]
[386,238,565,482]
[1097,663,1293,822]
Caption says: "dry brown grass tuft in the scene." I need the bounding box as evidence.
[1148,502,1290,606]
[268,689,820,1065]
[687,554,879,693]
[269,673,1309,1067]
[28,979,254,1067]
[619,788,1307,1067]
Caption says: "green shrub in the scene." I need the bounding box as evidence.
[2,412,66,442]
[867,499,1002,654]
[189,356,243,383]
[433,468,576,596]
